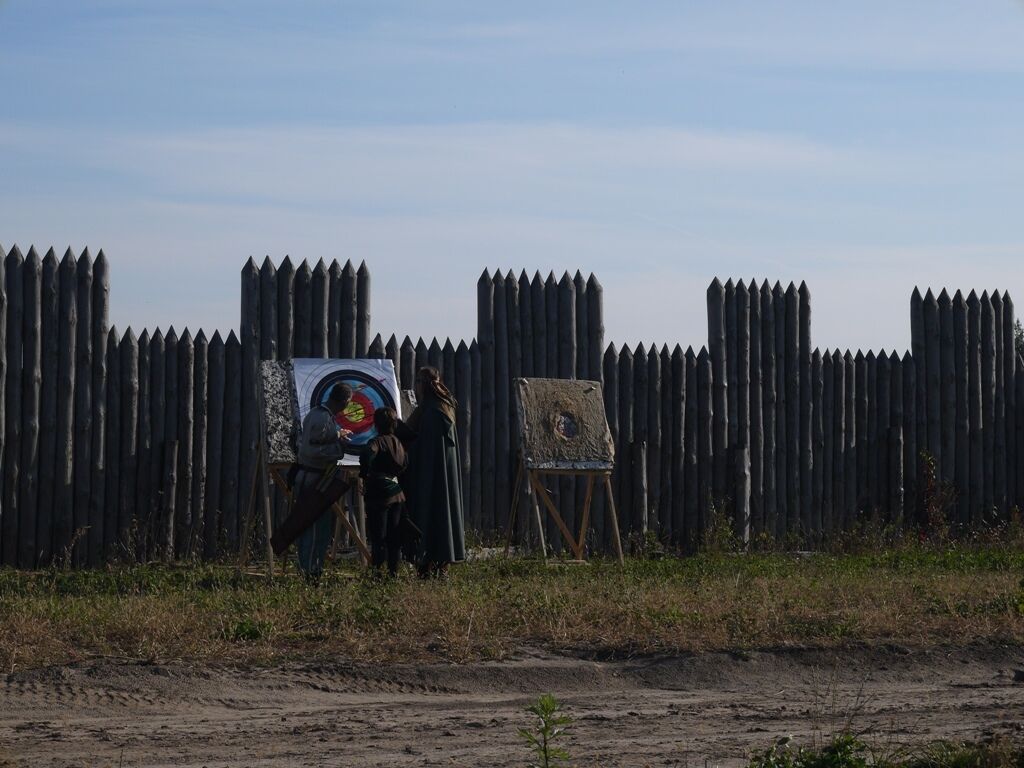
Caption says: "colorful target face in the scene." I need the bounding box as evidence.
[292,359,401,465]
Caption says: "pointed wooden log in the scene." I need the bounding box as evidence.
[557,272,576,532]
[239,259,260,560]
[506,270,521,386]
[70,250,94,566]
[981,291,996,516]
[821,351,833,538]
[876,351,891,521]
[518,271,533,379]
[294,259,313,358]
[631,440,648,535]
[149,330,167,556]
[696,347,713,541]
[190,331,209,556]
[923,289,941,470]
[328,260,343,357]
[735,281,751,540]
[455,340,471,523]
[544,272,558,379]
[617,345,634,542]
[843,352,857,528]
[175,330,195,555]
[831,350,846,536]
[222,332,242,552]
[588,275,604,384]
[2,247,23,566]
[683,347,698,550]
[36,250,59,565]
[855,352,868,517]
[725,280,737,496]
[1004,295,1016,515]
[494,271,511,536]
[902,351,916,531]
[17,249,42,567]
[573,271,587,380]
[760,281,777,541]
[276,256,295,360]
[89,250,110,565]
[104,327,121,564]
[602,344,619,550]
[785,282,800,533]
[258,257,278,361]
[469,340,482,533]
[773,282,787,537]
[386,334,400,383]
[939,289,955,485]
[660,345,674,543]
[632,342,649,535]
[368,333,385,360]
[867,351,881,519]
[646,346,662,536]
[967,291,982,524]
[416,338,430,381]
[992,291,1007,515]
[890,351,904,524]
[118,329,139,559]
[707,279,727,502]
[311,258,329,357]
[356,260,371,356]
[134,331,152,560]
[748,280,763,538]
[910,287,926,522]
[797,282,812,538]
[953,291,969,526]
[339,260,357,358]
[0,248,6,563]
[203,332,224,560]
[531,272,546,377]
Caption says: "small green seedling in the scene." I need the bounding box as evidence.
[519,693,572,768]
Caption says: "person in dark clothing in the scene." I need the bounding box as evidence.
[271,383,354,579]
[359,407,410,576]
[405,366,465,578]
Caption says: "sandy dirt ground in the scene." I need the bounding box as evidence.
[2,644,1023,767]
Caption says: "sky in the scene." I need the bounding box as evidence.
[2,1,1024,354]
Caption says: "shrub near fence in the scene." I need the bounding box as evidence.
[0,245,1020,567]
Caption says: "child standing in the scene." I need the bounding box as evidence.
[360,407,410,576]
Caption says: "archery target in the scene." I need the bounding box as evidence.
[292,359,400,465]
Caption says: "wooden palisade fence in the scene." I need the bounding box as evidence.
[0,246,1020,567]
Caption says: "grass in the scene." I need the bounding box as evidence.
[1,543,1023,672]
[748,733,1024,768]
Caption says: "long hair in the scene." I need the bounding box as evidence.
[417,366,457,413]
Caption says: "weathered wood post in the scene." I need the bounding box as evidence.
[494,272,511,537]
[517,271,533,379]
[164,327,180,559]
[72,250,95,566]
[386,335,400,383]
[735,281,751,540]
[328,260,343,357]
[528,272,543,377]
[506,274,528,539]
[632,343,649,536]
[831,350,846,536]
[104,327,121,563]
[878,351,892,520]
[356,261,371,357]
[725,280,737,506]
[981,291,996,516]
[90,250,110,565]
[953,291,969,525]
[967,291,982,523]
[204,332,224,560]
[660,345,673,541]
[399,336,415,390]
[311,258,329,358]
[427,337,442,377]
[545,272,558,380]
[902,351,916,531]
[119,329,139,559]
[259,257,278,362]
[222,332,242,553]
[843,352,856,529]
[18,249,42,567]
[176,330,195,550]
[798,282,812,539]
[239,258,260,561]
[707,279,727,501]
[557,272,577,533]
[574,271,588,380]
[294,259,313,358]
[748,280,763,538]
[277,256,295,360]
[646,346,662,536]
[588,275,604,384]
[0,248,6,562]
[631,440,648,536]
[53,252,75,565]
[822,351,833,537]
[339,260,357,358]
[992,291,1007,515]
[890,352,904,524]
[2,247,23,566]
[135,331,152,560]
[683,347,698,550]
[761,281,777,541]
[923,289,941,472]
[36,250,59,565]
[470,340,482,533]
[855,352,868,517]
[149,330,166,555]
[696,347,713,540]
[910,287,926,522]
[785,282,800,534]
[1004,295,1016,517]
[368,333,384,360]
[602,344,619,550]
[939,289,955,485]
[868,351,881,519]
[617,345,634,541]
[415,338,429,379]
[455,341,471,523]
[191,331,209,555]
[810,350,824,539]
[670,345,685,546]
[773,282,787,536]
[477,271,495,533]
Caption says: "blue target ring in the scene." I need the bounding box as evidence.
[310,370,396,447]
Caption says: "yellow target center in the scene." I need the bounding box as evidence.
[344,401,366,424]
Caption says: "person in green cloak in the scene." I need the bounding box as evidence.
[403,366,465,578]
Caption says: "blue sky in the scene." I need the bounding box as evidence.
[2,1,1024,352]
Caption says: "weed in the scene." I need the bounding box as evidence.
[518,694,572,768]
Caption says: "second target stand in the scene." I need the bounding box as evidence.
[506,377,624,564]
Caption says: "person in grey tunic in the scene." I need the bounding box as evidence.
[270,383,354,578]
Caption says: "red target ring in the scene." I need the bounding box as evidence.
[337,391,376,436]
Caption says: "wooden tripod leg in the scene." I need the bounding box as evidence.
[530,473,577,556]
[237,456,261,569]
[258,449,276,578]
[329,501,344,562]
[529,473,547,560]
[505,458,524,556]
[576,475,595,558]
[604,474,625,565]
[333,500,372,565]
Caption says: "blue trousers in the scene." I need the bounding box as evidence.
[296,508,334,578]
